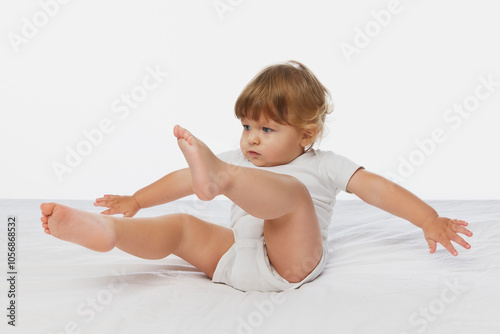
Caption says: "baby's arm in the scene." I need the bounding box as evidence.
[94,168,193,217]
[346,169,473,256]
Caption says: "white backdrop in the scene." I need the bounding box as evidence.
[1,0,498,200]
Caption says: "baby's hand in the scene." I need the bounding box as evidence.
[94,194,141,217]
[421,216,473,256]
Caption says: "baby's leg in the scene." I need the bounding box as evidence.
[111,213,234,278]
[41,203,234,278]
[174,125,323,283]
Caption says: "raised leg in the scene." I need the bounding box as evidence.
[174,125,323,282]
[40,203,234,278]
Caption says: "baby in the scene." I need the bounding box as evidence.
[40,61,473,292]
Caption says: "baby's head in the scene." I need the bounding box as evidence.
[235,60,332,151]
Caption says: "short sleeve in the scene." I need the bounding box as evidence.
[319,150,363,192]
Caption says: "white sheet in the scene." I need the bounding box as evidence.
[1,199,499,334]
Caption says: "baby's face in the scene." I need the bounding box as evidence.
[239,117,306,167]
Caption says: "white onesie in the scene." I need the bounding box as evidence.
[212,148,362,292]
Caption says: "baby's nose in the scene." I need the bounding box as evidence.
[248,131,260,144]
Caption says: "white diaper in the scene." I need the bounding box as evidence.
[212,215,327,292]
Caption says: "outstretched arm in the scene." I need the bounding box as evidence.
[346,168,473,256]
[95,168,193,217]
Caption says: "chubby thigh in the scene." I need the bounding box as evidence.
[263,192,323,284]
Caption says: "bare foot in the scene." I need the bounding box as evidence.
[173,125,231,201]
[40,203,116,252]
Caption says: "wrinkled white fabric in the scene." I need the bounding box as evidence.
[1,199,497,334]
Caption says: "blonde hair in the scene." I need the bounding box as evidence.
[234,60,333,150]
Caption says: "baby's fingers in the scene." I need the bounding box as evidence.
[440,239,459,256]
[451,219,469,227]
[451,220,473,237]
[437,232,470,256]
[94,195,118,207]
[94,200,107,207]
[450,220,473,251]
[95,194,116,201]
[450,233,471,251]
[426,238,437,254]
[453,225,473,238]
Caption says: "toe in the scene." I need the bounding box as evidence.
[40,203,56,216]
[174,125,193,143]
[173,124,183,139]
[182,130,194,145]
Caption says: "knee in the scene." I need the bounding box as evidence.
[284,174,306,191]
[286,175,311,201]
[168,213,193,249]
[174,213,212,248]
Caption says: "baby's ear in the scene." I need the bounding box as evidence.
[300,124,318,148]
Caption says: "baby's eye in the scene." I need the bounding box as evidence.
[262,127,273,133]
[243,125,250,131]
